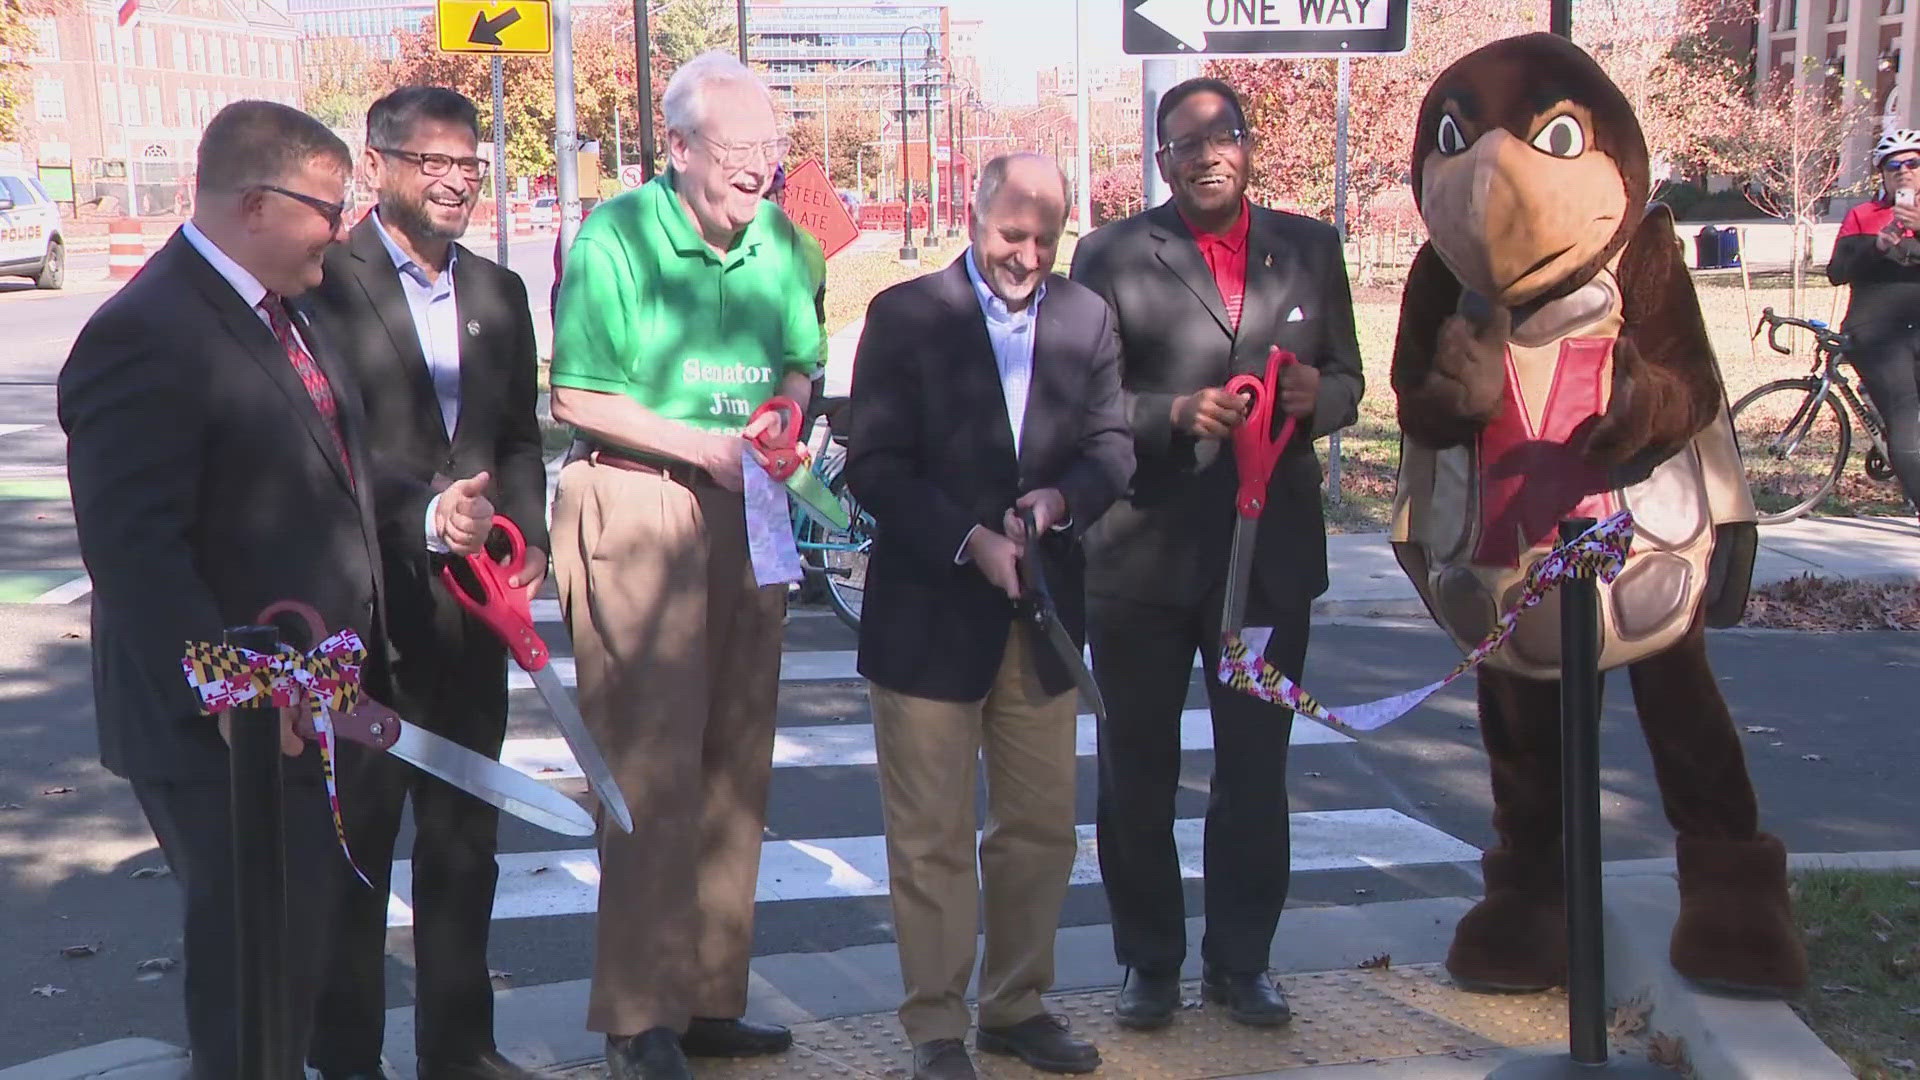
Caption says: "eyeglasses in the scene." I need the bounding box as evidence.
[697,133,791,171]
[1886,157,1920,172]
[1157,127,1249,163]
[375,147,491,179]
[259,184,349,232]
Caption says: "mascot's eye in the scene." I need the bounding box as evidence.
[1531,115,1585,158]
[1436,115,1468,155]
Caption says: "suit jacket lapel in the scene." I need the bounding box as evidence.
[449,244,486,451]
[1148,203,1232,339]
[1018,275,1072,476]
[1237,209,1295,367]
[348,220,447,447]
[942,258,1020,471]
[170,234,356,494]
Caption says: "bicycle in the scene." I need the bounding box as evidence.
[1729,306,1899,524]
[789,395,873,631]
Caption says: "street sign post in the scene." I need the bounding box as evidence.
[436,0,553,54]
[777,158,860,259]
[1122,0,1409,56]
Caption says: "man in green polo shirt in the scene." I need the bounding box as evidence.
[547,50,821,1080]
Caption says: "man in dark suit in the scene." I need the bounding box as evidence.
[303,87,549,1080]
[1068,78,1365,1030]
[58,100,497,1080]
[845,153,1134,1080]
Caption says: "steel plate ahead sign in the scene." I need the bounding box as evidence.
[437,0,552,54]
[1123,0,1409,56]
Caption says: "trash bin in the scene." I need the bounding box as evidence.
[1694,225,1722,269]
[1717,227,1741,268]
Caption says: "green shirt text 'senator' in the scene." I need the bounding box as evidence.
[550,171,824,434]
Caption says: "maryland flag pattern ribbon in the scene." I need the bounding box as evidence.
[1218,512,1636,732]
[180,630,371,886]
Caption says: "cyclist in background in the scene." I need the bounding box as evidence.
[1828,128,1920,515]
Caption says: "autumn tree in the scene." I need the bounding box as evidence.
[302,36,397,130]
[0,0,69,143]
[1091,163,1142,225]
[1706,60,1879,313]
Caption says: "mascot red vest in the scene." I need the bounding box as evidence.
[1389,32,1807,997]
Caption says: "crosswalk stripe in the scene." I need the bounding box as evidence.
[510,650,1221,690]
[0,424,41,438]
[31,574,92,605]
[383,808,1480,926]
[500,707,1351,780]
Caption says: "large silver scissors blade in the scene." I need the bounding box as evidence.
[1220,515,1259,638]
[529,664,635,834]
[335,701,598,838]
[1017,507,1108,722]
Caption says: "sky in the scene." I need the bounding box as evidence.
[946,0,1132,104]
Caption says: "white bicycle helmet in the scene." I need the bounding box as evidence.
[1873,128,1920,169]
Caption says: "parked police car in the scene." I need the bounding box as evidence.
[0,167,65,290]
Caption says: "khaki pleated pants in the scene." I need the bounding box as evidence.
[868,626,1080,1044]
[550,457,787,1037]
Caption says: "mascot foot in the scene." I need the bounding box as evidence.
[1671,833,1808,998]
[1446,849,1568,993]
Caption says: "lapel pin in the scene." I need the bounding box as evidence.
[1264,253,1273,268]
[465,319,480,337]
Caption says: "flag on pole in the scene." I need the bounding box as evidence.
[117,0,138,27]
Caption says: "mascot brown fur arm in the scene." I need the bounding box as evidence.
[1586,204,1724,470]
[1391,241,1508,450]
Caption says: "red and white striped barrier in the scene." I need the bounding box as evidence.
[108,218,145,281]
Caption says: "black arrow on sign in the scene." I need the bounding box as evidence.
[469,7,521,46]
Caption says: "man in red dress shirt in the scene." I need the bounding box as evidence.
[1068,78,1365,1031]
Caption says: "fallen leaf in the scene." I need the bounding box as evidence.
[0,803,21,811]
[1303,771,1323,778]
[1743,726,1779,735]
[1872,912,1897,931]
[1770,741,1784,747]
[1875,930,1893,944]
[488,968,512,983]
[1353,888,1372,896]
[1886,1059,1916,1072]
[59,944,97,959]
[40,786,74,795]
[59,632,80,639]
[128,866,170,880]
[1357,953,1391,970]
[1887,954,1916,980]
[135,957,176,973]
[529,865,550,875]
[536,767,562,774]
[1609,999,1651,1039]
[1647,1032,1689,1072]
[29,985,64,998]
[1800,754,1825,762]
[1820,983,1864,994]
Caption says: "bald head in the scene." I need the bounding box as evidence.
[968,153,1070,312]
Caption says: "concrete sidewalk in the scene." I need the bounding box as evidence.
[19,851,1917,1079]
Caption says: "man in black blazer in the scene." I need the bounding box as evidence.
[845,153,1133,1080]
[1069,78,1365,1029]
[303,87,549,1080]
[58,101,496,1080]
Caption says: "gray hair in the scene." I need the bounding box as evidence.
[971,153,1072,225]
[662,51,770,136]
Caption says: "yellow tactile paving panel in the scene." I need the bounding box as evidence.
[560,964,1567,1078]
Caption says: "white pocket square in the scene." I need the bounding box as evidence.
[1285,306,1306,322]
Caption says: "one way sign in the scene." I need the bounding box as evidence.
[1123,0,1409,56]
[437,0,552,54]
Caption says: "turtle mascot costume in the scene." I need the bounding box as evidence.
[1388,32,1807,998]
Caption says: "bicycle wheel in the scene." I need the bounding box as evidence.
[797,467,871,632]
[1731,377,1852,524]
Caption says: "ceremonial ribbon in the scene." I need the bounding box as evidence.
[1218,511,1636,732]
[180,630,372,886]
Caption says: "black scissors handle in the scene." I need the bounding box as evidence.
[1016,505,1050,610]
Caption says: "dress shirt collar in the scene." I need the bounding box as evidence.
[371,208,457,285]
[1177,198,1251,256]
[963,247,1045,323]
[181,219,271,309]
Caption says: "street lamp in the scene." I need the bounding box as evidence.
[896,24,934,262]
[922,63,940,249]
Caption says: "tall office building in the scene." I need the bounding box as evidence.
[749,2,955,124]
[284,0,431,59]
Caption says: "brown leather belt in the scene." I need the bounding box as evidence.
[578,442,712,487]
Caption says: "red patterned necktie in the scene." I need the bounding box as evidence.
[259,293,353,485]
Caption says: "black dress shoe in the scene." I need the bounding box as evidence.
[1114,967,1182,1030]
[419,1049,551,1080]
[606,1028,692,1080]
[1201,968,1292,1026]
[680,1016,793,1057]
[911,1038,978,1080]
[975,1013,1101,1074]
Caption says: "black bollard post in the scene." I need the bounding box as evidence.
[226,623,292,1077]
[1487,520,1674,1078]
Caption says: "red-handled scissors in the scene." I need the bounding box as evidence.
[439,516,635,833]
[1220,346,1301,636]
[748,396,805,481]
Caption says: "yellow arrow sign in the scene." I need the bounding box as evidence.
[436,0,551,54]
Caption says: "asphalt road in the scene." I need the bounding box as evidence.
[1,234,1917,1067]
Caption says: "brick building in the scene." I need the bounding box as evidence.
[10,0,302,214]
[1754,0,1920,190]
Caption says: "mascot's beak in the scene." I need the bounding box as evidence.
[1421,127,1627,307]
